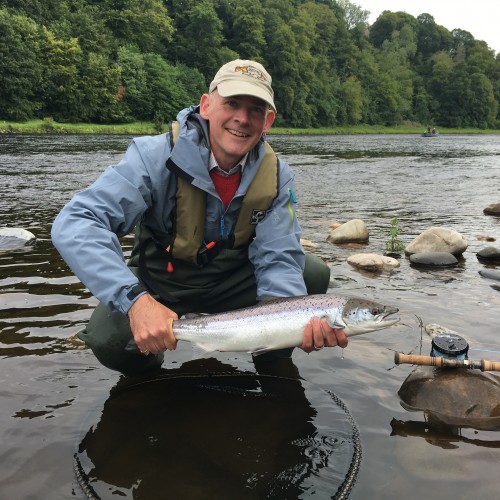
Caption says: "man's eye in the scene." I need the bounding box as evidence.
[252,106,266,115]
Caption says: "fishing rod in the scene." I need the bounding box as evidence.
[394,352,500,372]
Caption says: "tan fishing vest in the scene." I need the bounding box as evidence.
[166,121,279,267]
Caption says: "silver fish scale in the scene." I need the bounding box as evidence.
[170,294,398,354]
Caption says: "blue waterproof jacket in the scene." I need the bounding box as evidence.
[51,106,307,314]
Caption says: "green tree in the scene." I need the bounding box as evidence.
[79,52,126,123]
[117,46,148,120]
[376,24,417,123]
[170,0,237,80]
[0,0,69,24]
[38,26,83,120]
[416,14,442,57]
[341,75,363,124]
[335,0,369,30]
[50,3,114,55]
[118,46,206,122]
[467,72,496,128]
[369,10,418,50]
[232,0,266,59]
[92,0,174,55]
[0,9,43,120]
[265,22,299,125]
[295,2,340,126]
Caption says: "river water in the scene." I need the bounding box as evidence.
[1,133,500,499]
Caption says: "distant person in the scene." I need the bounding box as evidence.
[52,59,348,376]
[432,127,437,134]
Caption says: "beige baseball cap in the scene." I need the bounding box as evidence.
[209,59,276,112]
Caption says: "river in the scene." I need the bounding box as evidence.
[1,133,500,499]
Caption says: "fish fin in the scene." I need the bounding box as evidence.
[191,343,216,360]
[183,312,208,319]
[325,314,346,330]
[251,347,275,357]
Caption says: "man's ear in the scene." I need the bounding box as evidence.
[199,93,210,120]
[263,110,276,134]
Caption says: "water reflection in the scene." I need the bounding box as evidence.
[390,418,500,449]
[75,358,359,499]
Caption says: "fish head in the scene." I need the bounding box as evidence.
[340,298,399,336]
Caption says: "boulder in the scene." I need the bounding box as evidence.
[0,227,36,250]
[300,238,319,249]
[478,269,500,282]
[405,227,467,256]
[347,253,400,272]
[409,252,458,267]
[483,202,500,215]
[327,219,369,244]
[476,246,500,264]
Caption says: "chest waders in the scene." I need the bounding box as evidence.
[131,121,279,307]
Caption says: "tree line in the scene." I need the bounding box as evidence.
[1,0,499,129]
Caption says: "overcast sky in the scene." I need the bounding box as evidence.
[353,1,500,54]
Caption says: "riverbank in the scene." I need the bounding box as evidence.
[1,119,499,135]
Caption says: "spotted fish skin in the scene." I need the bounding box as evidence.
[172,294,399,355]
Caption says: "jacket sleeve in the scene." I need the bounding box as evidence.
[51,136,168,314]
[248,162,307,298]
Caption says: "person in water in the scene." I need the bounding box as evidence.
[51,59,347,375]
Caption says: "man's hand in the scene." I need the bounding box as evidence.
[128,294,178,355]
[300,317,348,353]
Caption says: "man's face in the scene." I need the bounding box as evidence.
[199,91,275,171]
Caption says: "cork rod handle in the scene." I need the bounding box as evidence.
[394,352,500,371]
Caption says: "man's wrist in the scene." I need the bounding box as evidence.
[126,284,148,316]
[127,283,148,301]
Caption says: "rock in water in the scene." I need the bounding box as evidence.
[405,227,467,256]
[327,219,369,244]
[347,253,400,272]
[0,227,36,250]
[409,252,458,267]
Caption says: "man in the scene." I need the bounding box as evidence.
[52,59,347,376]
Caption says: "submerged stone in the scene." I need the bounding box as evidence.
[409,252,458,267]
[477,246,500,263]
[483,202,500,215]
[398,366,500,430]
[479,269,500,282]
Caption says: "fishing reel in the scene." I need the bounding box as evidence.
[430,333,469,360]
[395,332,500,371]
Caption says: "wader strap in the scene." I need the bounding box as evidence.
[232,142,279,247]
[163,121,279,266]
[169,121,180,150]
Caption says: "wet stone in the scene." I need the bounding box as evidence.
[478,269,500,282]
[477,246,500,263]
[409,252,458,267]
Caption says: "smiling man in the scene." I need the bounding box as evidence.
[52,59,347,376]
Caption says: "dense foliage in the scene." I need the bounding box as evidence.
[1,0,499,128]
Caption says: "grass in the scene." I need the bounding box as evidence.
[0,119,160,135]
[1,119,500,136]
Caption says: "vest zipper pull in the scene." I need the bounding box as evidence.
[166,245,174,273]
[220,217,225,238]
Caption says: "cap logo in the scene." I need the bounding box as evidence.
[234,65,267,82]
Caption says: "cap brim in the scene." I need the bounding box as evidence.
[216,81,276,112]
